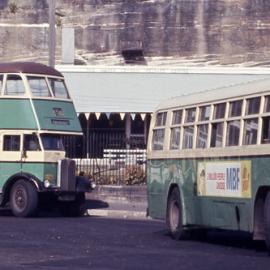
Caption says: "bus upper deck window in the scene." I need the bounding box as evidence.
[28,77,51,97]
[48,78,69,99]
[4,75,25,96]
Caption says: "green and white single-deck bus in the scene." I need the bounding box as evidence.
[147,78,270,252]
[0,62,93,217]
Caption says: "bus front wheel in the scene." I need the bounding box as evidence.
[166,187,186,240]
[10,180,38,217]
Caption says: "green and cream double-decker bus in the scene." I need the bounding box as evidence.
[0,62,93,217]
[147,78,270,252]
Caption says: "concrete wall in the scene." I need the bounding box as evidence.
[1,0,270,66]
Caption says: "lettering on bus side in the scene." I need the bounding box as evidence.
[226,167,240,191]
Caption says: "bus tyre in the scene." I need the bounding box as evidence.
[264,192,270,254]
[10,180,38,217]
[166,187,186,240]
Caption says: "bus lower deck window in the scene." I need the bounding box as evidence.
[3,135,20,151]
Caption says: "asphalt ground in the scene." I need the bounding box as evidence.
[0,209,269,270]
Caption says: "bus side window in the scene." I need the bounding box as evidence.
[3,135,20,151]
[0,75,3,93]
[24,134,41,151]
[210,123,223,147]
[152,129,165,150]
[262,117,270,144]
[4,75,25,96]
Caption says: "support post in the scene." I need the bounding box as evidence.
[125,113,131,150]
[49,0,56,67]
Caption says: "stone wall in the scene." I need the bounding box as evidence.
[1,0,270,66]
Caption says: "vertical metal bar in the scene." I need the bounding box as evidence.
[49,0,56,68]
[125,113,131,150]
[86,117,90,158]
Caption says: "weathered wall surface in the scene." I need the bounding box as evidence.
[1,0,270,66]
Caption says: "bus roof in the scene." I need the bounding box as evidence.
[156,78,270,111]
[0,62,63,77]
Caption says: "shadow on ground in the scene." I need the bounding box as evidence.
[0,199,109,218]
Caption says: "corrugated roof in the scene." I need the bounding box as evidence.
[57,66,270,113]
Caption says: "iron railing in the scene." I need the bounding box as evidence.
[62,130,147,185]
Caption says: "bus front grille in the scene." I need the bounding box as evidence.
[58,159,76,191]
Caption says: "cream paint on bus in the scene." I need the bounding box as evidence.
[0,130,66,163]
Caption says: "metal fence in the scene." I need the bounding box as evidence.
[63,130,147,185]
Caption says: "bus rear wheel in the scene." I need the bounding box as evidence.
[166,187,186,240]
[264,192,270,254]
[10,180,38,217]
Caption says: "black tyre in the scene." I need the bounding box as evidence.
[60,193,86,217]
[166,187,186,240]
[10,180,38,217]
[264,192,270,254]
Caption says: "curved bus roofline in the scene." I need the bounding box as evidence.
[0,62,63,78]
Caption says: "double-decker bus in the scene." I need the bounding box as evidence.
[0,62,93,217]
[147,78,270,253]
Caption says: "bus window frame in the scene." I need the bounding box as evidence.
[3,73,27,97]
[26,75,52,98]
